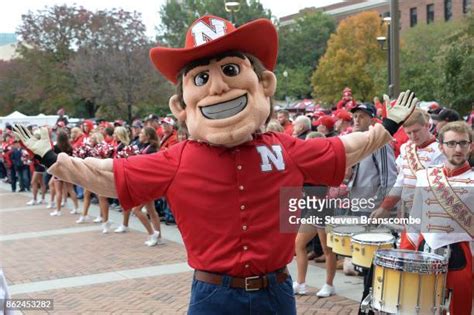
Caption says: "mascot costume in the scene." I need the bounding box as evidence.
[14,15,417,314]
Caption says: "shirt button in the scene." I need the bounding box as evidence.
[240,205,246,210]
[239,185,244,191]
[237,165,242,170]
[243,245,248,251]
[242,225,248,231]
[245,264,249,268]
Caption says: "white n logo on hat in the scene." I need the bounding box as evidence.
[256,145,286,172]
[191,18,227,46]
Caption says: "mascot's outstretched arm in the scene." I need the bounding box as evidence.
[13,125,117,198]
[340,90,417,166]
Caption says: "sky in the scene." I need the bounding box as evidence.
[0,0,341,38]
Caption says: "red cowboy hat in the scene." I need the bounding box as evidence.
[150,15,278,84]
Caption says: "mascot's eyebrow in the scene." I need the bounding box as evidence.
[183,51,246,76]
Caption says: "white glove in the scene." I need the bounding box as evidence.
[13,125,52,158]
[385,90,418,124]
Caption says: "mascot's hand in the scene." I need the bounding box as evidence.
[13,125,52,158]
[386,90,417,124]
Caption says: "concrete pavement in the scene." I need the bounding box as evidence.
[0,182,362,314]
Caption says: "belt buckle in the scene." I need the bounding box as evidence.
[244,276,260,292]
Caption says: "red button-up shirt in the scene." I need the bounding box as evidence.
[114,132,346,277]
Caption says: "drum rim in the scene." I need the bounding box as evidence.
[373,249,448,274]
[332,225,366,236]
[351,233,395,245]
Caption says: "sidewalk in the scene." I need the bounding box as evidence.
[0,182,361,314]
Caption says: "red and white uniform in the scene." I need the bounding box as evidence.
[114,132,346,277]
[405,164,473,315]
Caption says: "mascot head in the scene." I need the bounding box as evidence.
[150,15,278,147]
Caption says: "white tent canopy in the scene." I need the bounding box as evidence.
[0,111,59,129]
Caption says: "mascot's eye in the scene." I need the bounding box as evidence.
[194,72,209,86]
[222,64,240,77]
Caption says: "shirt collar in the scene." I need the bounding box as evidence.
[443,162,471,177]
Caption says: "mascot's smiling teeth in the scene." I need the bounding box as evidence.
[200,94,248,120]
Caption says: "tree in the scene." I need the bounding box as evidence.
[69,9,173,121]
[6,5,173,120]
[275,11,336,99]
[399,19,461,103]
[157,0,272,48]
[311,11,386,105]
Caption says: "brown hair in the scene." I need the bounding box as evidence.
[403,109,430,127]
[438,121,473,143]
[142,126,160,151]
[175,51,273,124]
[57,131,73,154]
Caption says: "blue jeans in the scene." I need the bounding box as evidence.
[188,272,296,315]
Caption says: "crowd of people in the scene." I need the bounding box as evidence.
[0,113,186,246]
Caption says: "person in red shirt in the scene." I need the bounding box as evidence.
[276,110,293,136]
[336,87,356,110]
[15,15,418,315]
[159,117,178,150]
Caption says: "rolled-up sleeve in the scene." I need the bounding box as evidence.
[114,142,184,210]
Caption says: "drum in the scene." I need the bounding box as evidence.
[331,225,365,256]
[366,226,391,234]
[325,216,355,248]
[372,249,448,315]
[351,233,395,268]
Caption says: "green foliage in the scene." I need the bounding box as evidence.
[0,4,173,120]
[400,15,474,114]
[275,12,336,99]
[157,0,271,47]
[312,11,386,104]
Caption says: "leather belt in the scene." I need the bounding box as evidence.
[194,267,289,292]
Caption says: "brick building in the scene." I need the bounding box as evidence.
[280,0,472,32]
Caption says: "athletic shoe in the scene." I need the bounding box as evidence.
[316,284,336,298]
[93,216,103,223]
[49,210,61,216]
[114,225,129,233]
[293,282,307,295]
[76,215,92,224]
[46,202,56,209]
[144,231,163,247]
[70,208,79,214]
[26,199,37,206]
[102,221,112,234]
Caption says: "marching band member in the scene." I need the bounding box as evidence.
[406,121,473,315]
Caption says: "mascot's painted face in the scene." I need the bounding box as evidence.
[170,55,276,147]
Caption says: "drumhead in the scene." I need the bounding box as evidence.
[367,227,391,234]
[352,233,394,244]
[332,225,365,236]
[373,249,448,274]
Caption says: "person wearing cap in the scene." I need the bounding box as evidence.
[14,14,418,314]
[432,108,461,135]
[159,117,178,150]
[56,108,69,127]
[349,103,397,311]
[313,116,337,137]
[334,110,352,135]
[336,87,356,110]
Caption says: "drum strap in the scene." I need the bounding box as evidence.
[426,167,474,237]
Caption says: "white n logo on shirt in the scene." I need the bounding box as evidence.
[191,18,227,46]
[256,145,286,172]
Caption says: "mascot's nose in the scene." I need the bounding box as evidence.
[208,72,231,96]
